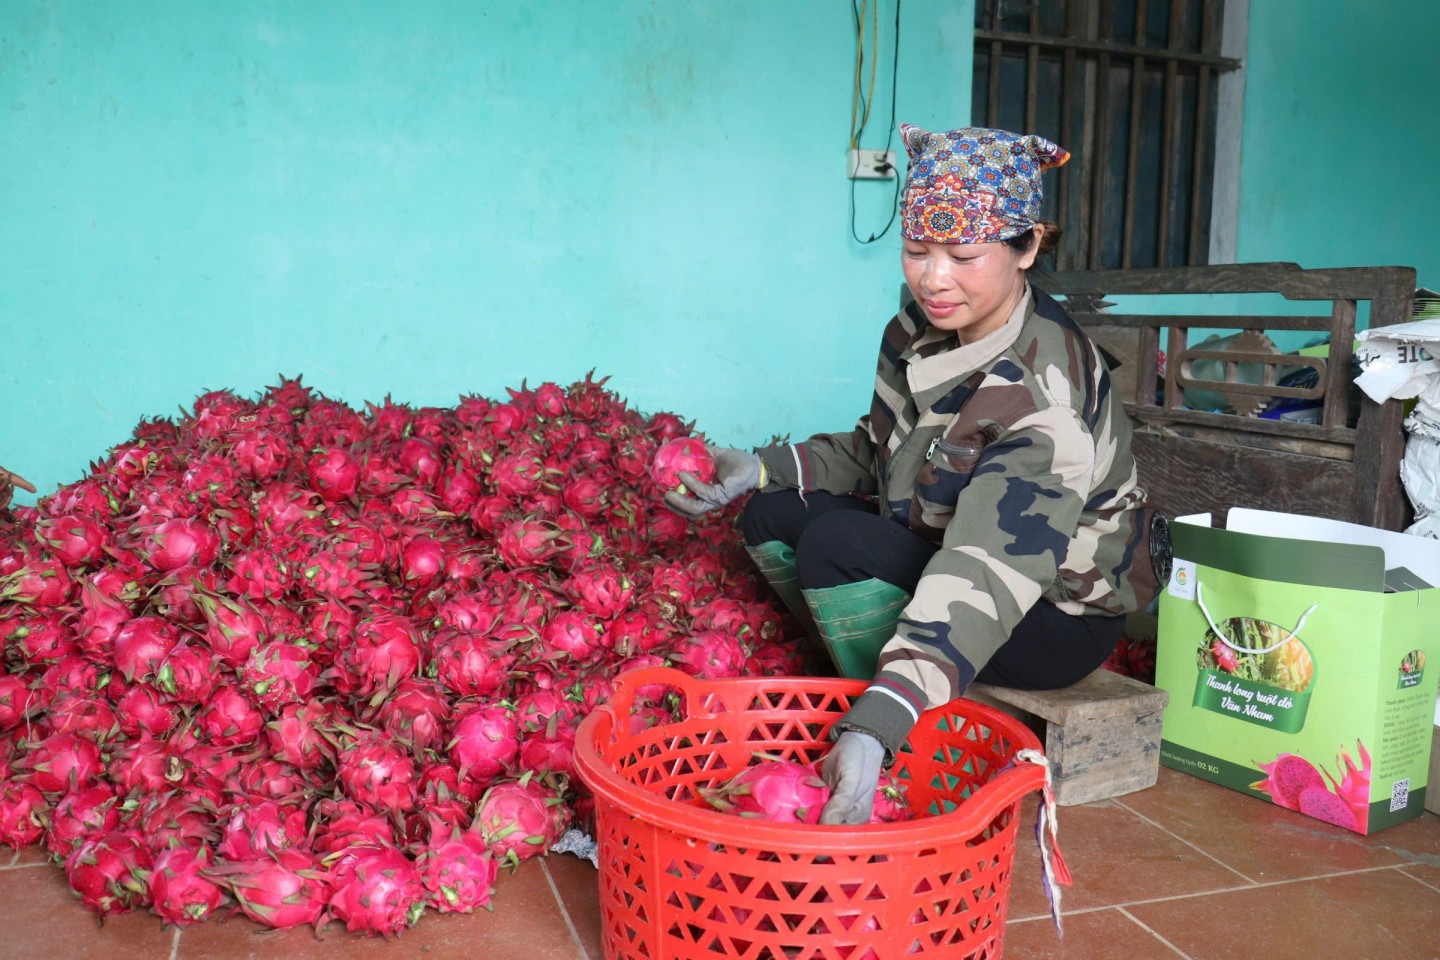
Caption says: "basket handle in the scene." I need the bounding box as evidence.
[601,667,718,739]
[935,758,1050,833]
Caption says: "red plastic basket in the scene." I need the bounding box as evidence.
[574,667,1048,960]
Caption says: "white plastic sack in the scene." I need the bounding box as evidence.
[1355,318,1440,404]
[1355,320,1440,539]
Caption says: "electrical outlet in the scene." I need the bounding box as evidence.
[847,148,897,180]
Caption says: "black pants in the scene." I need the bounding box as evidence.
[742,489,1123,690]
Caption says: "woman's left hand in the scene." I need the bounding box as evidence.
[819,730,886,825]
[663,447,762,518]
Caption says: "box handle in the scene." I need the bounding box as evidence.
[1196,580,1317,654]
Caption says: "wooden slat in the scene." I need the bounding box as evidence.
[971,28,1240,69]
[1025,4,1040,133]
[1068,312,1336,331]
[1089,0,1113,269]
[1186,1,1217,263]
[1121,2,1148,268]
[1133,432,1355,524]
[1158,421,1354,462]
[1039,262,1417,299]
[988,37,1003,124]
[1137,322,1161,407]
[1172,354,1326,401]
[1322,299,1357,429]
[1157,0,1188,267]
[1058,0,1076,251]
[1163,324,1186,410]
[1130,404,1357,444]
[1348,268,1418,530]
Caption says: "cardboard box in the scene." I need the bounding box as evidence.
[1156,509,1440,834]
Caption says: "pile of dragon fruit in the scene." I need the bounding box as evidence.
[0,374,810,935]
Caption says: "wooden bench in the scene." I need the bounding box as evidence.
[965,669,1169,806]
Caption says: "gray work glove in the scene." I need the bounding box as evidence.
[663,447,762,519]
[819,730,886,826]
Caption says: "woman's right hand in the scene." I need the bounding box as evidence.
[663,447,763,518]
[0,465,36,509]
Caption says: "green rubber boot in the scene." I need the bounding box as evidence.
[802,579,912,680]
[745,541,817,637]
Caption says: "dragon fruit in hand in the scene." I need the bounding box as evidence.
[650,438,715,494]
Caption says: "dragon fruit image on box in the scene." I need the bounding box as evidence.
[1193,616,1315,733]
[1399,650,1427,690]
[1252,742,1372,833]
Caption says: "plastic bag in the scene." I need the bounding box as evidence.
[1355,320,1440,538]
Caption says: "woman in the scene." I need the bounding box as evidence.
[666,125,1159,825]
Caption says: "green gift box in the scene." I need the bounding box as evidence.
[1157,509,1440,835]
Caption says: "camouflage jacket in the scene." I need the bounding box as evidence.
[755,285,1159,754]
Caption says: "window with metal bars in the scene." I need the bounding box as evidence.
[972,0,1242,271]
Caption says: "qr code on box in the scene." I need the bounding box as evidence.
[1390,778,1410,812]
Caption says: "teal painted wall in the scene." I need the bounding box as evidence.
[0,0,973,499]
[1237,1,1440,283]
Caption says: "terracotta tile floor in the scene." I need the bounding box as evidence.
[3,766,1437,960]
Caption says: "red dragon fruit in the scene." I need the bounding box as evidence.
[108,736,174,794]
[114,685,181,739]
[701,758,831,824]
[238,639,320,711]
[156,641,219,705]
[419,826,498,913]
[650,437,716,494]
[47,692,119,741]
[0,780,46,848]
[193,590,267,665]
[337,613,422,696]
[136,794,220,852]
[375,677,453,752]
[474,773,569,868]
[870,770,913,824]
[0,673,36,731]
[307,447,362,501]
[449,702,520,786]
[0,551,74,607]
[64,830,153,915]
[111,616,181,685]
[214,847,330,930]
[494,517,569,569]
[328,845,427,937]
[34,514,110,568]
[24,732,105,795]
[45,784,121,857]
[264,700,336,770]
[312,799,398,859]
[428,630,513,699]
[336,730,419,814]
[195,688,264,747]
[141,517,219,572]
[217,799,309,860]
[148,844,225,926]
[671,629,749,680]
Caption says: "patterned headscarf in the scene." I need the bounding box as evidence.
[899,124,1069,244]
